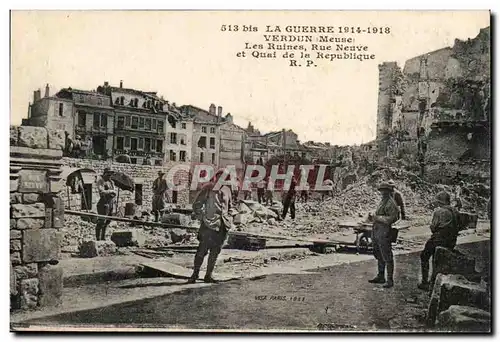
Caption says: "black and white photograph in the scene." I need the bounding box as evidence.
[8,10,492,333]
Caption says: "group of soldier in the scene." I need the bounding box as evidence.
[93,169,171,241]
[368,180,462,290]
[93,166,467,288]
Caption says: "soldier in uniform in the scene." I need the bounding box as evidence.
[152,171,168,222]
[264,176,274,206]
[388,179,406,220]
[368,182,400,288]
[188,169,233,283]
[95,168,116,241]
[418,191,460,290]
[282,176,298,220]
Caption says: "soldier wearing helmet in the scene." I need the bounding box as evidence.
[418,191,460,291]
[368,181,400,289]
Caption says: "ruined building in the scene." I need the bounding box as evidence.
[376,27,491,184]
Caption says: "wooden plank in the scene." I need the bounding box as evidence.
[65,210,200,231]
[67,210,353,246]
[140,260,241,282]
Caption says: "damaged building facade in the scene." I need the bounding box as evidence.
[376,27,491,184]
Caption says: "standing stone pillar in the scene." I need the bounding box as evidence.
[10,126,64,310]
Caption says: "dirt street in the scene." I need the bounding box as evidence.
[21,240,489,331]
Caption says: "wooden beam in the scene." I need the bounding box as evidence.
[65,210,200,231]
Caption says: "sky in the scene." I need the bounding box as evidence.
[10,11,490,146]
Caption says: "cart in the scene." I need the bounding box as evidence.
[338,221,411,254]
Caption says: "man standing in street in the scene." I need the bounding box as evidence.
[152,171,168,222]
[242,177,252,201]
[418,191,460,291]
[95,168,116,241]
[388,179,406,220]
[257,177,266,204]
[282,175,298,220]
[265,176,274,206]
[188,169,233,283]
[368,182,400,289]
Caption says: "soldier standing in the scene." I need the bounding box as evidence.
[188,169,233,283]
[368,182,400,288]
[388,179,406,220]
[152,171,168,222]
[257,178,266,204]
[418,191,460,290]
[265,176,274,206]
[95,168,116,241]
[282,176,298,220]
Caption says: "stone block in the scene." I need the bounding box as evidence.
[11,229,22,239]
[10,178,18,193]
[10,125,19,146]
[38,264,63,307]
[23,193,41,204]
[11,203,45,218]
[10,219,17,229]
[20,278,39,310]
[13,263,38,281]
[10,193,22,204]
[437,305,491,332]
[10,239,21,252]
[10,261,17,296]
[431,247,477,286]
[17,218,45,230]
[45,208,53,228]
[427,274,489,326]
[50,179,64,194]
[79,240,117,258]
[17,170,49,194]
[47,129,65,151]
[11,252,21,265]
[162,213,190,226]
[18,126,48,149]
[111,230,146,247]
[52,197,64,228]
[22,229,60,263]
[10,146,63,159]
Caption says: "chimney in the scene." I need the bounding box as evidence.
[44,84,50,98]
[120,80,123,88]
[104,81,109,87]
[209,104,216,116]
[217,106,222,123]
[33,89,41,102]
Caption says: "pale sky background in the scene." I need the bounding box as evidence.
[10,11,490,145]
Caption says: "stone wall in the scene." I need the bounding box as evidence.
[60,158,191,213]
[10,125,65,310]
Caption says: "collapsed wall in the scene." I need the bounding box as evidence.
[10,126,65,310]
[376,27,491,184]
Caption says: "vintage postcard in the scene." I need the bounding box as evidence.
[9,10,491,333]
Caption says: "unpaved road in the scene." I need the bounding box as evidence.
[21,240,490,332]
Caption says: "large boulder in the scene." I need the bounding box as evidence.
[111,230,146,247]
[431,247,478,286]
[162,213,190,226]
[240,200,279,221]
[79,240,117,258]
[427,273,490,326]
[437,305,490,332]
